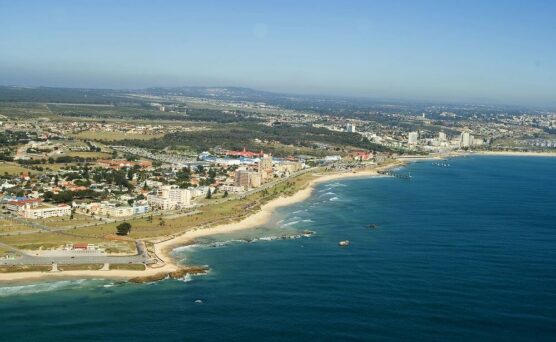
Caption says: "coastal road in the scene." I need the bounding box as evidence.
[1,253,148,266]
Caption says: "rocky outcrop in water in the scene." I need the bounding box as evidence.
[128,266,209,284]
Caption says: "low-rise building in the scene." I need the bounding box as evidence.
[10,199,72,219]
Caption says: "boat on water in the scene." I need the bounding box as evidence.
[368,223,379,229]
[338,240,350,247]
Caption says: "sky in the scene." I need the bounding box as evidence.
[1,0,556,106]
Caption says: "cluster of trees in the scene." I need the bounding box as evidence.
[117,122,393,156]
[91,168,134,190]
[16,155,99,166]
[0,131,36,145]
[43,189,103,203]
[116,222,131,236]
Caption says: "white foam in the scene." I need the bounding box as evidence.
[327,182,347,188]
[0,279,89,297]
[329,197,340,201]
[173,244,203,252]
[282,220,300,227]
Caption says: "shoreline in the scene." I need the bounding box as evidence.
[0,161,402,284]
[2,150,554,284]
[475,151,556,157]
[153,162,403,265]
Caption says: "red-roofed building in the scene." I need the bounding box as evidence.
[224,148,264,158]
[73,243,88,250]
[350,151,373,161]
[7,198,71,219]
[6,198,43,213]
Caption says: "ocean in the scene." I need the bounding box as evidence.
[1,156,555,341]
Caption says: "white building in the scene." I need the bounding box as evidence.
[19,202,72,219]
[460,132,472,148]
[73,200,149,217]
[438,132,447,141]
[219,184,245,193]
[346,123,356,133]
[148,185,191,210]
[408,131,419,145]
[324,155,342,162]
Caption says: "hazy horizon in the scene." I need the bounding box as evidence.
[1,0,556,107]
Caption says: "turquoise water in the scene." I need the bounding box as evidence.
[1,157,555,341]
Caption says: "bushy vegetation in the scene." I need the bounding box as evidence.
[115,123,393,156]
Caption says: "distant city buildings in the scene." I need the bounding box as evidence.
[346,123,356,133]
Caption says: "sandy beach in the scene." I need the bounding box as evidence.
[0,162,402,284]
[153,164,401,263]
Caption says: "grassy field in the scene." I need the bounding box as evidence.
[109,264,146,271]
[0,102,53,118]
[0,219,40,234]
[0,162,33,176]
[0,161,82,175]
[73,131,164,141]
[0,265,51,273]
[58,264,103,271]
[0,233,107,251]
[64,151,112,159]
[36,214,100,229]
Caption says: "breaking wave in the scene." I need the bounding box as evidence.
[282,220,300,227]
[0,279,91,297]
[320,192,337,197]
[177,231,316,252]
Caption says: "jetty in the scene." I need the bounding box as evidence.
[377,170,412,180]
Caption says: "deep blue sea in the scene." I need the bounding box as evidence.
[1,156,555,341]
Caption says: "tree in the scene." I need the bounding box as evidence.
[206,188,212,199]
[116,222,132,236]
[223,190,229,198]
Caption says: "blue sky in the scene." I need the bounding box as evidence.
[1,0,555,105]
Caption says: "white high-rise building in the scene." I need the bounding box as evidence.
[408,131,419,145]
[438,132,447,141]
[460,132,472,148]
[148,185,191,210]
[346,123,356,133]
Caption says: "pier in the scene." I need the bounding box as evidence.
[377,170,412,180]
